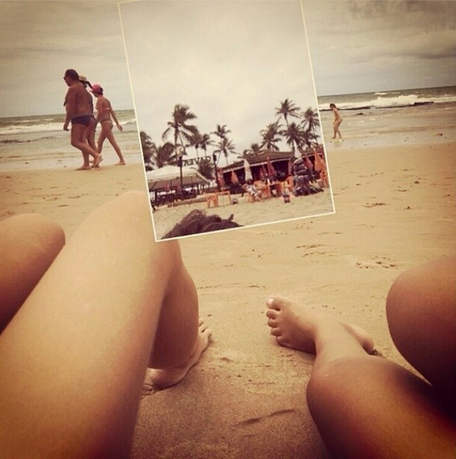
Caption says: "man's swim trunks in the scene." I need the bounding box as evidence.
[72,115,92,127]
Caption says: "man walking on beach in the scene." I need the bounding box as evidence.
[63,69,102,170]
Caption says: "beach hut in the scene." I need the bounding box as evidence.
[222,151,295,186]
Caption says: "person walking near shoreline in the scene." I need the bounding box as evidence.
[329,103,343,140]
[78,75,98,155]
[92,84,126,165]
[63,69,102,171]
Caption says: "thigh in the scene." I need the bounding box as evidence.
[0,214,64,333]
[71,123,87,144]
[0,192,171,457]
[386,256,456,404]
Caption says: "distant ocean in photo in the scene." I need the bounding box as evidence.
[0,110,141,171]
[318,86,456,150]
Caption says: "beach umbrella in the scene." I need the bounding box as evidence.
[259,166,265,181]
[304,153,314,171]
[217,168,225,187]
[146,165,210,189]
[243,159,253,182]
[267,157,276,177]
[231,170,239,184]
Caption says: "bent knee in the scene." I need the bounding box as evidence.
[1,214,65,254]
[386,257,456,330]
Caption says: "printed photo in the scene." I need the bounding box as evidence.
[120,0,335,240]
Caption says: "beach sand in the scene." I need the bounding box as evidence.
[0,162,149,236]
[133,141,456,458]
[153,187,334,240]
[0,142,455,457]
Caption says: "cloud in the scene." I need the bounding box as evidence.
[0,1,133,117]
[303,0,456,94]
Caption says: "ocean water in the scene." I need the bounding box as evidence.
[317,86,456,150]
[0,109,143,171]
[1,87,455,171]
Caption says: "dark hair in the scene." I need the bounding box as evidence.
[162,210,242,239]
[64,69,79,81]
[329,103,336,108]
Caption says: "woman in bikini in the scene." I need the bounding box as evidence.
[63,69,102,170]
[329,103,343,140]
[92,84,126,165]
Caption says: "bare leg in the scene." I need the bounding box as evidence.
[266,294,456,459]
[0,214,65,333]
[71,124,102,169]
[101,121,126,165]
[97,129,106,155]
[86,118,98,153]
[386,256,456,411]
[0,191,210,458]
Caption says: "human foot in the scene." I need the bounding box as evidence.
[115,161,126,166]
[75,166,91,171]
[92,155,103,168]
[144,318,212,389]
[266,296,375,355]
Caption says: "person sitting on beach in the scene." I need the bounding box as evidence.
[329,103,343,140]
[162,209,242,239]
[63,69,102,171]
[242,181,262,202]
[0,191,211,457]
[266,256,456,458]
[92,84,126,166]
[78,75,98,155]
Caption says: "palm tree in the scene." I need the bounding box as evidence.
[152,142,176,168]
[199,133,214,159]
[302,107,320,147]
[212,124,231,141]
[281,121,305,153]
[239,142,261,159]
[162,104,198,153]
[197,158,215,180]
[249,142,262,156]
[260,121,282,151]
[275,99,301,129]
[187,130,203,160]
[140,131,157,170]
[214,137,236,165]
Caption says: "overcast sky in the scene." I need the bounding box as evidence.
[120,0,317,156]
[303,0,456,96]
[0,1,133,118]
[0,0,455,135]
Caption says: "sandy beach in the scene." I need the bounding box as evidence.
[0,163,149,236]
[153,187,334,240]
[130,141,455,458]
[1,140,454,458]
